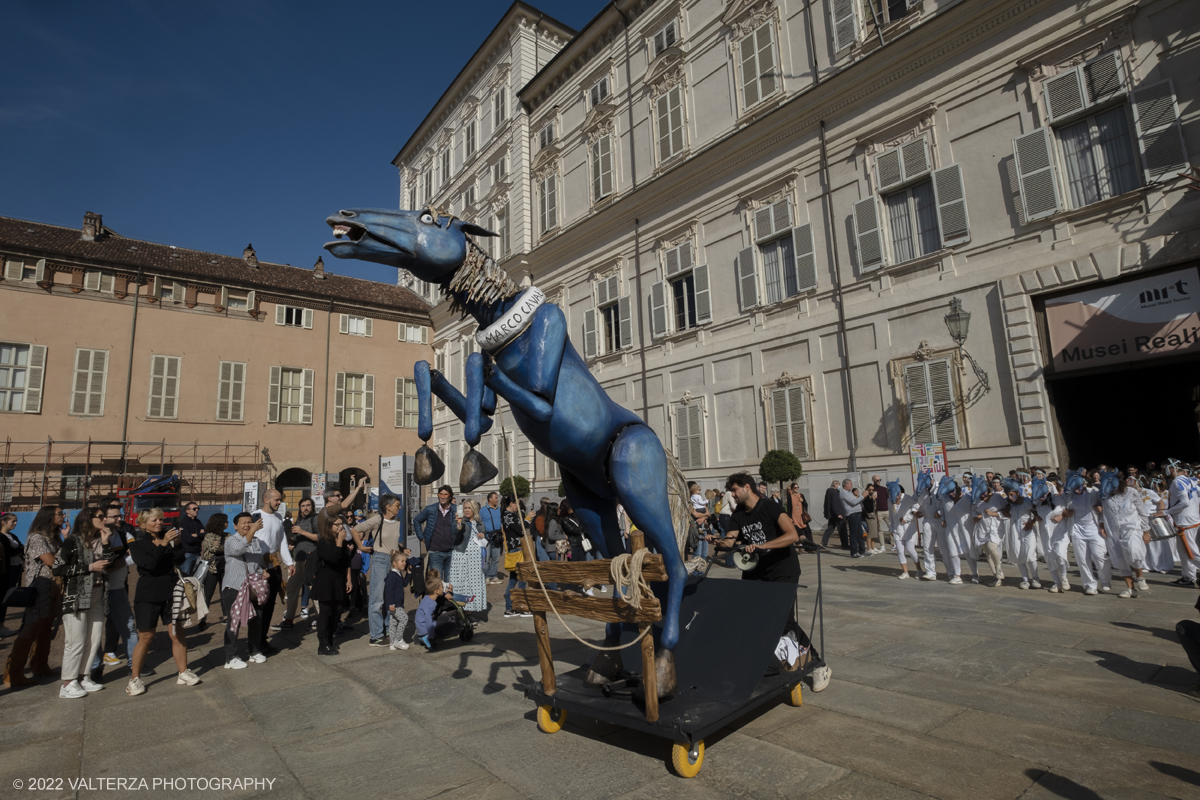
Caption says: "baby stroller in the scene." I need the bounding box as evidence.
[409,555,475,643]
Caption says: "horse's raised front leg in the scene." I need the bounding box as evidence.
[459,352,498,492]
[413,361,495,488]
[413,361,444,484]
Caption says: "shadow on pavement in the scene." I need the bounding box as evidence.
[1024,768,1104,799]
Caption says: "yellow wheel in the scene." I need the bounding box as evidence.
[671,740,705,778]
[787,682,803,707]
[536,705,567,734]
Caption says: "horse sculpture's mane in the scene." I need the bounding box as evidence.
[442,239,521,318]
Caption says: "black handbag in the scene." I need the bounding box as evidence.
[3,585,37,607]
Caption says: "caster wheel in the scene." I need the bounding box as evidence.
[671,740,704,778]
[787,682,803,707]
[460,626,474,642]
[536,705,566,734]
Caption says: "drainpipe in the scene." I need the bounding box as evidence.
[321,297,333,473]
[819,121,859,474]
[803,0,821,89]
[119,267,143,477]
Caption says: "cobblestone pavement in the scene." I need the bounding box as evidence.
[2,549,1199,800]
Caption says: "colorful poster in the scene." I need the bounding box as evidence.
[1045,266,1200,373]
[909,443,948,493]
[242,481,259,513]
[312,473,326,511]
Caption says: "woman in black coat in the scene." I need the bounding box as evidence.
[0,512,24,636]
[313,504,352,656]
[126,509,195,696]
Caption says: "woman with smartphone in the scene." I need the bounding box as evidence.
[126,509,198,696]
[52,507,111,698]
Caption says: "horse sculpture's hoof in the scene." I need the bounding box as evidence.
[655,649,678,698]
[414,444,444,486]
[459,448,498,494]
[584,641,623,686]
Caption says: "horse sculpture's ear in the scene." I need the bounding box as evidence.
[457,220,499,238]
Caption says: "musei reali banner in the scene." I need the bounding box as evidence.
[1044,265,1200,373]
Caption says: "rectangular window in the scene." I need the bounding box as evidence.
[147,355,181,419]
[674,403,704,471]
[541,453,560,481]
[760,234,796,304]
[277,367,304,424]
[276,305,312,328]
[868,0,911,24]
[883,179,939,263]
[216,360,246,422]
[493,86,507,128]
[539,123,555,151]
[336,372,374,427]
[84,270,115,293]
[0,342,30,413]
[1056,106,1139,209]
[441,149,451,184]
[656,87,685,163]
[903,358,960,448]
[738,23,777,109]
[590,77,610,107]
[771,384,810,459]
[492,157,508,186]
[672,274,698,331]
[654,21,677,56]
[496,205,510,257]
[70,348,108,416]
[592,134,613,201]
[465,121,477,158]
[463,185,476,210]
[226,292,248,310]
[539,174,558,234]
[62,465,87,503]
[423,170,433,203]
[399,323,428,343]
[396,377,419,428]
[340,314,372,337]
[5,259,44,283]
[602,304,621,353]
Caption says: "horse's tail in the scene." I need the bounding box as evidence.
[664,448,691,556]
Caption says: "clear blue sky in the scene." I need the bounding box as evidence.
[1,1,586,283]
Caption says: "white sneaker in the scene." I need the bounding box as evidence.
[584,588,595,597]
[948,577,963,585]
[1100,585,1111,593]
[1084,587,1098,596]
[992,578,1003,587]
[920,573,936,581]
[1030,580,1043,589]
[1117,589,1133,599]
[970,576,980,584]
[810,665,831,692]
[397,640,410,650]
[598,586,608,593]
[1047,584,1060,593]
[248,653,267,664]
[125,677,146,696]
[59,680,87,699]
[79,677,104,693]
[897,572,909,580]
[1135,579,1149,592]
[176,669,201,686]
[224,658,248,670]
[1019,581,1030,590]
[1062,578,1070,591]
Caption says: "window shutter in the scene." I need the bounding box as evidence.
[217,361,232,421]
[650,281,668,338]
[334,372,345,425]
[219,287,228,309]
[756,24,777,99]
[618,296,632,348]
[583,308,598,358]
[84,271,101,291]
[656,94,672,162]
[1083,51,1124,106]
[148,356,164,418]
[163,356,179,418]
[736,246,758,311]
[677,404,703,470]
[268,366,281,423]
[852,197,885,271]
[1131,80,1189,184]
[792,224,818,293]
[693,264,712,324]
[339,314,349,334]
[151,276,162,300]
[900,139,929,180]
[87,350,105,415]
[665,243,692,278]
[364,318,373,337]
[398,322,406,341]
[230,362,244,421]
[1012,128,1062,221]
[172,282,184,303]
[875,148,904,191]
[72,349,91,414]
[246,290,255,311]
[301,369,314,425]
[3,260,21,281]
[740,31,760,107]
[363,374,375,427]
[787,385,809,459]
[24,344,46,414]
[276,305,286,325]
[303,308,313,329]
[395,378,404,427]
[903,362,933,445]
[927,358,959,448]
[1043,68,1086,123]
[34,259,45,282]
[771,387,790,453]
[831,0,858,52]
[932,164,970,247]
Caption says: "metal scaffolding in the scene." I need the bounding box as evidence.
[0,438,265,511]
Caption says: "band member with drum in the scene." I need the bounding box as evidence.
[1102,473,1149,598]
[720,472,830,692]
[1166,459,1200,588]
[1139,476,1172,573]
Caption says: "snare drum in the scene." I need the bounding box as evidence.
[1148,515,1176,542]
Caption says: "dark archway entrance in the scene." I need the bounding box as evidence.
[339,467,369,511]
[275,467,312,518]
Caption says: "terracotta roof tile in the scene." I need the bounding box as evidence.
[0,215,430,316]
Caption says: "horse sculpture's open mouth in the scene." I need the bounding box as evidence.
[329,222,366,242]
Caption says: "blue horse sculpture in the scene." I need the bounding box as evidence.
[324,207,688,694]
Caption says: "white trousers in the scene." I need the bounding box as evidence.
[1107,527,1146,576]
[1037,522,1060,584]
[1015,528,1040,582]
[61,585,105,680]
[1048,527,1072,585]
[933,524,960,578]
[1144,536,1176,572]
[920,523,937,576]
[1004,523,1020,562]
[1177,526,1200,581]
[895,526,919,568]
[1072,534,1110,592]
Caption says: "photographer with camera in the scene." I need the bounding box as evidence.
[126,509,198,696]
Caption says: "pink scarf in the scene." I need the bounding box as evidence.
[228,572,269,635]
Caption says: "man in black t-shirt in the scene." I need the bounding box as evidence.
[720,473,830,691]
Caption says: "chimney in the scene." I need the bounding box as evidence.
[81,211,103,241]
[243,243,258,267]
[313,256,325,279]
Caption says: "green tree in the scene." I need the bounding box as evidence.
[556,481,566,498]
[499,475,531,499]
[760,449,803,498]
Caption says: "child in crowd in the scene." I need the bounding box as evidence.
[415,570,445,650]
[384,552,410,651]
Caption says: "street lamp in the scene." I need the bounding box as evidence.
[943,297,989,393]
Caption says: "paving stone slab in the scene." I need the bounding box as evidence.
[0,734,83,800]
[1013,664,1200,722]
[1090,707,1200,758]
[376,674,530,738]
[685,731,847,798]
[337,647,450,692]
[804,680,965,734]
[240,677,395,744]
[807,771,940,800]
[81,677,252,752]
[0,686,85,750]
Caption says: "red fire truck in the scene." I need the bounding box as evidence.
[118,475,181,528]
